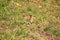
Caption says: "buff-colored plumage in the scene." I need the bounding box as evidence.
[29,15,34,24]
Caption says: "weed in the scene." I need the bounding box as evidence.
[27,6,39,14]
[44,25,51,31]
[50,29,60,36]
[0,0,10,9]
[44,26,60,36]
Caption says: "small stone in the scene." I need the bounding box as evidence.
[16,3,22,6]
[39,5,42,8]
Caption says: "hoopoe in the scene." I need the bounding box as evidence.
[28,15,34,24]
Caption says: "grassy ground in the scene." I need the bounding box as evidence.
[0,0,60,40]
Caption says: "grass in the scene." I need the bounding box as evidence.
[13,28,26,36]
[44,25,60,36]
[0,0,60,40]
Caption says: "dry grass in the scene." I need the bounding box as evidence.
[0,0,60,40]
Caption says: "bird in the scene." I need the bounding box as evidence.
[28,15,34,24]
